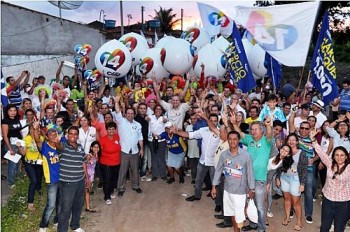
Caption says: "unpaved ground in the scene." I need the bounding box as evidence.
[80,175,330,232]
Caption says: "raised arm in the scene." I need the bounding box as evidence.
[13,71,26,88]
[56,61,64,83]
[33,121,43,150]
[70,66,78,89]
[289,110,297,134]
[20,71,30,90]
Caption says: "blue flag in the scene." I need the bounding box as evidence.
[226,22,256,93]
[1,68,9,108]
[310,11,338,105]
[265,52,283,89]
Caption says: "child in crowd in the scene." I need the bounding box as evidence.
[259,93,286,122]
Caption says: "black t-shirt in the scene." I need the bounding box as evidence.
[134,114,149,145]
[2,117,22,139]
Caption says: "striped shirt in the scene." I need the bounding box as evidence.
[59,142,86,182]
[7,85,22,108]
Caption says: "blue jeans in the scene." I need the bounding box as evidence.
[249,181,267,232]
[39,182,60,228]
[321,198,350,232]
[140,143,151,177]
[58,179,85,232]
[304,169,316,217]
[24,163,43,203]
[5,144,20,186]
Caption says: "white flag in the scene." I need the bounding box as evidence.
[197,2,233,39]
[224,2,319,67]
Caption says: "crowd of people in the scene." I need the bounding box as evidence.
[1,63,350,232]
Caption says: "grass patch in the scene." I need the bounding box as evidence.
[1,174,52,232]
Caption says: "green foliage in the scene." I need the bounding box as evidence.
[334,42,350,63]
[152,7,180,33]
[1,175,48,232]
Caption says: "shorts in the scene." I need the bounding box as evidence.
[280,173,301,196]
[223,190,246,223]
[167,151,184,169]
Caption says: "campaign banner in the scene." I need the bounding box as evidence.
[226,22,256,93]
[310,11,338,105]
[197,2,233,39]
[220,2,319,66]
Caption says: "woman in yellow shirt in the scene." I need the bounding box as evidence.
[17,124,45,211]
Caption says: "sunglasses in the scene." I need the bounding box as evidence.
[300,127,310,130]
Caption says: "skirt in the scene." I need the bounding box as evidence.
[167,151,184,169]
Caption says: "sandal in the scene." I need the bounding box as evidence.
[85,208,97,213]
[294,225,303,231]
[282,219,290,226]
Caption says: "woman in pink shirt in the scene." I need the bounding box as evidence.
[310,131,350,232]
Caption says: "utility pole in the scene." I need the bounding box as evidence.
[181,8,183,33]
[141,6,145,33]
[120,0,124,36]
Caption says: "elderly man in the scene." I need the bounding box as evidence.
[114,95,144,197]
[232,118,273,232]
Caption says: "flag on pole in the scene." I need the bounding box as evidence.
[226,22,256,93]
[310,11,338,105]
[265,52,282,89]
[1,69,9,108]
[215,2,319,66]
[197,2,233,39]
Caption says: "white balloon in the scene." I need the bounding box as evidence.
[211,36,230,53]
[162,38,194,75]
[155,36,176,49]
[138,48,170,81]
[180,26,210,54]
[247,44,267,78]
[192,44,227,79]
[119,32,149,66]
[242,38,254,57]
[95,39,132,78]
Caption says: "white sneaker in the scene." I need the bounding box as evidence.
[73,228,85,232]
[110,194,116,199]
[141,176,152,182]
[106,199,112,205]
[39,228,47,232]
[267,211,274,218]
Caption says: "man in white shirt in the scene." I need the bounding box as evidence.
[310,100,327,129]
[114,96,144,197]
[173,113,220,201]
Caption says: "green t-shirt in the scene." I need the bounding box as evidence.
[241,134,272,181]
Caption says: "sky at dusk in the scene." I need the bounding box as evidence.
[7,0,255,30]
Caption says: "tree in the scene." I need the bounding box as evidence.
[153,7,180,33]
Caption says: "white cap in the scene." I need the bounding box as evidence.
[165,122,173,128]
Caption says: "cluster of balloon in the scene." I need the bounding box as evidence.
[180,26,210,54]
[247,44,267,80]
[157,37,194,75]
[119,32,149,66]
[138,48,169,81]
[83,68,103,84]
[74,44,92,71]
[193,44,227,79]
[94,39,132,78]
